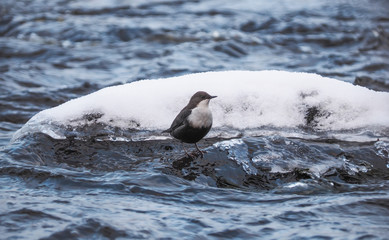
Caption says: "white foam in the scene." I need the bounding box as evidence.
[13,71,389,140]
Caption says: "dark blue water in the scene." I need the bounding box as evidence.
[1,0,389,239]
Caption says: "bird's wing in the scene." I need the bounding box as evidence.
[168,108,192,132]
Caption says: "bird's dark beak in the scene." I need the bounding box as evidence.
[209,96,217,99]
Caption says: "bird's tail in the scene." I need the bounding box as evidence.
[161,128,171,134]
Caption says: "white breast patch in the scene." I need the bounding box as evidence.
[187,103,213,129]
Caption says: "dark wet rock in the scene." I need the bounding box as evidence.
[172,155,195,170]
[322,167,366,184]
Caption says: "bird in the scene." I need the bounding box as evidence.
[163,91,217,158]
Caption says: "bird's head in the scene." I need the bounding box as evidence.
[189,91,217,108]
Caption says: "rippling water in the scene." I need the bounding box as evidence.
[1,0,389,239]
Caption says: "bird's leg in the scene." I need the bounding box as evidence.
[195,143,204,159]
[181,142,192,158]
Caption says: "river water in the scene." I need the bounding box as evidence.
[1,0,389,239]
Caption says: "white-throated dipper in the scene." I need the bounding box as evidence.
[163,91,217,158]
